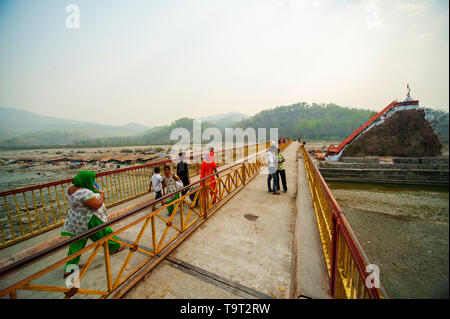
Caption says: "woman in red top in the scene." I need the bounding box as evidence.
[200,149,218,204]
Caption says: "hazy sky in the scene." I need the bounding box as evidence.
[0,0,448,126]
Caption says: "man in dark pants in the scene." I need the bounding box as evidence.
[266,144,280,195]
[276,147,287,193]
[176,152,190,195]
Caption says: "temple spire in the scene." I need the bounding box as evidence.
[405,83,413,101]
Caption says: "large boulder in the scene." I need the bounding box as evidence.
[343,109,442,157]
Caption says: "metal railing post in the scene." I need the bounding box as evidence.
[330,213,338,297]
[201,181,208,220]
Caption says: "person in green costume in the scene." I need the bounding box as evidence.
[61,171,124,278]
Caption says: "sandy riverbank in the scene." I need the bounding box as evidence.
[329,182,449,299]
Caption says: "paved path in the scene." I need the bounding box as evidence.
[124,142,304,298]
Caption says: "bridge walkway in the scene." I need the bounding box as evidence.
[123,142,330,299]
[0,142,331,299]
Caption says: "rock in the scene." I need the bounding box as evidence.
[343,109,442,157]
[244,214,259,221]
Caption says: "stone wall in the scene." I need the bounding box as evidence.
[317,157,449,185]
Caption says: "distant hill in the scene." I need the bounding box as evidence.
[236,102,449,144]
[71,117,202,148]
[0,108,249,148]
[0,107,149,141]
[65,104,377,147]
[236,102,376,140]
[198,112,250,128]
[0,131,90,148]
[1,104,447,149]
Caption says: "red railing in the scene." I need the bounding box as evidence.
[0,143,269,248]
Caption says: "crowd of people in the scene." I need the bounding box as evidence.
[61,141,291,277]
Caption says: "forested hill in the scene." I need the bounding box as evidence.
[1,103,447,149]
[237,102,376,140]
[0,107,149,140]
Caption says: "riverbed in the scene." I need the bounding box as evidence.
[328,182,449,299]
[0,145,175,193]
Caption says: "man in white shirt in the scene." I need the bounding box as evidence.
[266,144,280,195]
[150,167,163,210]
[150,167,163,195]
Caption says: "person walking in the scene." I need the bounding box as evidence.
[177,152,190,196]
[276,147,287,193]
[266,144,280,195]
[200,148,218,204]
[162,165,182,215]
[150,167,163,210]
[61,171,124,278]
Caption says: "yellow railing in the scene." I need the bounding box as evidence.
[0,143,271,249]
[0,146,275,299]
[299,142,388,299]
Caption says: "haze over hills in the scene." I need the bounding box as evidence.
[198,112,250,128]
[0,107,149,140]
[0,108,252,148]
[0,104,447,149]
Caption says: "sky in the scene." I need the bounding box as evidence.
[0,0,448,127]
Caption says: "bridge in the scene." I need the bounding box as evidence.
[0,140,388,299]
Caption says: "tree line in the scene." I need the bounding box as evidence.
[1,102,447,150]
[237,102,377,140]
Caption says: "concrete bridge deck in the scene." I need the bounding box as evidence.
[0,142,330,299]
[123,142,330,299]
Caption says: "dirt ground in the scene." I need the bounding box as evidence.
[329,182,449,299]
